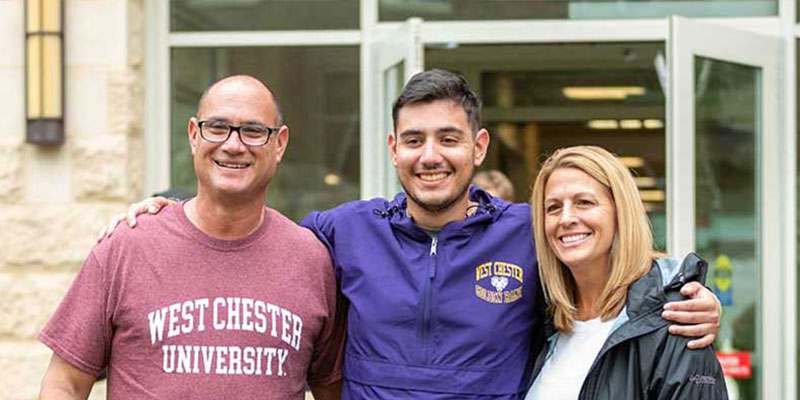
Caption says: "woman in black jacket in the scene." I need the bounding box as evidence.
[526,146,727,400]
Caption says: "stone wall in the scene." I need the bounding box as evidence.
[0,1,144,399]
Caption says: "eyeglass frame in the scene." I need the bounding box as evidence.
[195,119,282,147]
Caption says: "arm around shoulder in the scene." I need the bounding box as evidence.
[300,211,337,252]
[39,353,96,400]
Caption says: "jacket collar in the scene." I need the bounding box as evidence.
[626,252,708,318]
[374,186,511,238]
[601,252,708,351]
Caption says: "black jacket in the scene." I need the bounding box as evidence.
[530,253,728,399]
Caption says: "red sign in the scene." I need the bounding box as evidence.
[716,351,752,379]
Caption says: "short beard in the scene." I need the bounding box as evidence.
[400,178,472,213]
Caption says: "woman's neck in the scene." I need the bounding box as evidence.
[570,259,612,321]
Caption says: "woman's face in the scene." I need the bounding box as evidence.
[543,167,617,274]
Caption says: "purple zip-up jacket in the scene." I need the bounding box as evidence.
[301,187,545,399]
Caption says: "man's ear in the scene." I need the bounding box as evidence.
[473,128,490,167]
[273,125,290,163]
[387,132,398,166]
[188,117,201,156]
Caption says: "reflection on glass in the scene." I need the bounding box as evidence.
[796,38,800,400]
[170,46,360,221]
[426,43,667,248]
[383,62,405,193]
[379,0,775,21]
[569,0,775,19]
[383,62,405,135]
[171,0,359,31]
[380,0,568,20]
[694,56,759,400]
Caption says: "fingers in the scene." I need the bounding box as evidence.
[126,202,142,227]
[125,196,172,227]
[97,197,175,243]
[679,281,704,297]
[664,296,717,313]
[662,308,718,325]
[96,226,108,243]
[686,333,716,349]
[664,286,717,313]
[664,280,721,349]
[668,322,717,346]
[152,196,175,209]
[96,213,126,243]
[126,200,152,227]
[668,322,717,338]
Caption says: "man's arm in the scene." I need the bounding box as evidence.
[39,354,96,400]
[310,379,342,400]
[662,281,722,349]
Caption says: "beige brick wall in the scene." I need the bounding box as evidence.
[0,1,144,399]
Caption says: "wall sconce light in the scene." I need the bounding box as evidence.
[25,0,64,145]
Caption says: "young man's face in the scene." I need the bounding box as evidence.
[188,79,288,201]
[389,99,489,214]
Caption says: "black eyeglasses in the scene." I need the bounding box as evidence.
[197,120,281,146]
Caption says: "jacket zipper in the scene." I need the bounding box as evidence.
[421,236,438,362]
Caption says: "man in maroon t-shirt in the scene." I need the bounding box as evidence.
[38,76,344,399]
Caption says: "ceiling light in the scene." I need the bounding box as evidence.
[324,173,342,186]
[587,120,618,129]
[634,176,657,188]
[643,119,664,129]
[620,119,643,129]
[639,190,665,202]
[618,156,645,169]
[562,86,646,100]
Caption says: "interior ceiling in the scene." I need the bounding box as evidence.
[426,42,668,192]
[426,43,664,71]
[426,42,666,124]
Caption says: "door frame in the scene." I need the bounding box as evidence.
[667,15,783,398]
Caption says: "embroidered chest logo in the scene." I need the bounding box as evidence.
[474,261,524,304]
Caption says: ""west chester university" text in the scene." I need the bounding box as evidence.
[146,296,303,377]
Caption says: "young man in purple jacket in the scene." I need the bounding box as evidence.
[103,69,720,399]
[299,69,720,399]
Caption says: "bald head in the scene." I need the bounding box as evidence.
[197,75,283,125]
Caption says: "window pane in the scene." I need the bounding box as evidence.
[694,56,759,400]
[380,0,776,21]
[796,38,800,400]
[170,46,360,221]
[26,35,41,119]
[426,42,667,248]
[171,0,359,31]
[42,35,62,118]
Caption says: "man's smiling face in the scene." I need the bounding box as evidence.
[390,99,488,215]
[188,77,287,201]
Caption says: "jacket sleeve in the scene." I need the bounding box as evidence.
[300,211,337,257]
[649,334,729,400]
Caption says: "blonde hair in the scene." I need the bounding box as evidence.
[473,170,515,201]
[531,146,655,333]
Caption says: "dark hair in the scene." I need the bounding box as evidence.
[391,69,482,133]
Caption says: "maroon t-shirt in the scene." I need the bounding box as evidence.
[40,203,343,399]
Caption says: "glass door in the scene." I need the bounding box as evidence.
[368,18,787,397]
[368,17,423,198]
[667,15,781,400]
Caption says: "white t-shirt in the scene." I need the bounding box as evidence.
[525,317,616,400]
